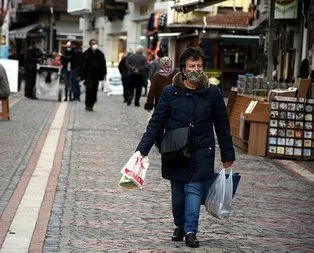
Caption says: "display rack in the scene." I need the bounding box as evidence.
[267,96,314,160]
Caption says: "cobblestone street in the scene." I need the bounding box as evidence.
[0,92,313,253]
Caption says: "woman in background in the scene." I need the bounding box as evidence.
[144,57,178,111]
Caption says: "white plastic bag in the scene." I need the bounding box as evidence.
[205,168,233,219]
[119,151,149,189]
[103,80,112,93]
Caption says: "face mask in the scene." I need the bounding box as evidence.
[91,44,98,50]
[186,70,204,84]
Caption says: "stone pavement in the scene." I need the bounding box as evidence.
[0,92,314,253]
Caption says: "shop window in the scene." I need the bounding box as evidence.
[223,46,246,70]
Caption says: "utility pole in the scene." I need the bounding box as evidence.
[49,6,54,54]
[267,0,275,81]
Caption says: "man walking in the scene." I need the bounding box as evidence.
[126,45,147,106]
[118,49,132,103]
[70,42,83,101]
[79,39,107,111]
[61,41,73,101]
[24,40,43,99]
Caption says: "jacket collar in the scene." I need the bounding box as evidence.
[172,72,210,94]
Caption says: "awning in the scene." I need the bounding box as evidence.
[9,24,38,39]
[172,0,227,13]
[55,21,83,41]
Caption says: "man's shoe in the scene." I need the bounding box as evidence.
[171,227,185,241]
[31,96,38,100]
[135,102,140,107]
[185,233,199,248]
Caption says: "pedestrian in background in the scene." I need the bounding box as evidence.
[24,39,43,99]
[49,51,62,67]
[118,49,132,103]
[126,45,147,107]
[79,39,107,111]
[135,47,235,248]
[148,49,165,80]
[61,41,73,101]
[0,62,10,99]
[144,56,178,111]
[70,42,83,101]
[299,59,310,79]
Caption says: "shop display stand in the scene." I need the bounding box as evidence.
[267,96,314,161]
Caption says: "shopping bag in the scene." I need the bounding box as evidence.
[103,80,112,93]
[205,169,233,220]
[118,173,138,189]
[119,151,149,189]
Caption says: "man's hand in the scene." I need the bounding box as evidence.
[223,161,234,168]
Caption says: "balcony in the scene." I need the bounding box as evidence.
[67,0,92,15]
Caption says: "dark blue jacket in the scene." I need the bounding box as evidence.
[136,73,235,182]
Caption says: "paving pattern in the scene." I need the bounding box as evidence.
[1,93,314,252]
[45,94,314,253]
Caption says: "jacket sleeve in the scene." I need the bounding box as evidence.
[136,86,172,156]
[103,53,107,77]
[79,52,87,80]
[145,75,157,110]
[211,85,235,163]
[118,58,124,75]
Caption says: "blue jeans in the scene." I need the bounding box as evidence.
[171,179,216,234]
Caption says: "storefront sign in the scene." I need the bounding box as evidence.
[275,0,298,19]
[104,0,127,19]
[205,70,221,86]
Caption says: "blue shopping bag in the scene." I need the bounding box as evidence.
[226,171,241,198]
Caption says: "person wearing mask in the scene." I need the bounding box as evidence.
[126,45,147,107]
[24,39,43,99]
[118,49,132,103]
[70,42,83,101]
[79,39,107,111]
[61,41,73,101]
[135,47,235,248]
[144,56,178,111]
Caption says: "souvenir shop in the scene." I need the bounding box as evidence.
[227,77,314,161]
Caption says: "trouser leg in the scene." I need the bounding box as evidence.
[171,181,185,228]
[184,182,204,234]
[134,75,143,105]
[127,75,135,104]
[24,72,33,97]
